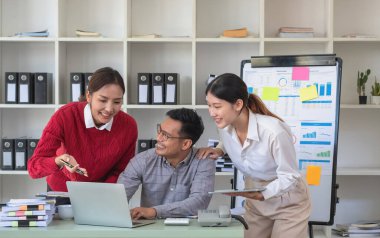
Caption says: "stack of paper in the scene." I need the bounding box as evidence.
[14,29,49,37]
[0,199,55,227]
[278,27,314,38]
[75,29,102,38]
[333,221,380,237]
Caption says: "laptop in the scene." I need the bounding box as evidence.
[66,181,155,228]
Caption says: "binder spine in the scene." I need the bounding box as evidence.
[70,73,85,102]
[164,73,178,104]
[137,73,152,104]
[14,139,27,170]
[1,139,15,170]
[152,73,165,105]
[5,72,19,104]
[18,73,34,104]
[34,73,52,104]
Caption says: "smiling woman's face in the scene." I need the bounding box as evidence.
[86,84,123,127]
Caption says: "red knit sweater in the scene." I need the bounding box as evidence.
[28,102,138,192]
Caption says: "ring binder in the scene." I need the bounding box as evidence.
[5,72,18,104]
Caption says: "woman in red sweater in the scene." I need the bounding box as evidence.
[28,67,138,195]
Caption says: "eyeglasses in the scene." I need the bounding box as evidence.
[156,124,189,142]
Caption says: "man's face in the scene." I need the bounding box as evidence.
[155,117,188,158]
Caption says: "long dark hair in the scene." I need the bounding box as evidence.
[205,73,283,122]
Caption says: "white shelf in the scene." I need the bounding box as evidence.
[0,170,28,175]
[0,104,56,109]
[340,104,380,109]
[128,37,192,43]
[0,37,55,42]
[58,37,124,42]
[196,37,260,43]
[337,167,380,176]
[264,38,330,43]
[334,37,380,42]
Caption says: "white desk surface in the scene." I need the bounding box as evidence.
[0,219,244,238]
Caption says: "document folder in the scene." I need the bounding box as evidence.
[14,139,27,170]
[34,73,52,104]
[18,73,34,104]
[137,73,152,104]
[137,139,152,153]
[164,73,178,104]
[152,73,165,104]
[27,139,39,162]
[5,72,18,104]
[151,139,158,149]
[84,73,93,93]
[1,139,14,170]
[70,73,84,102]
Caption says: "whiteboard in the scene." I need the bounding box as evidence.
[233,55,341,225]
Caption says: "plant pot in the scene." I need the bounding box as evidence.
[359,96,367,104]
[372,96,380,105]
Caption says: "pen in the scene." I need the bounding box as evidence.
[60,159,87,176]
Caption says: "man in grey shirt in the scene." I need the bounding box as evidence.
[117,108,215,219]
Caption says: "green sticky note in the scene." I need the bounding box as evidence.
[262,87,280,101]
[299,85,318,102]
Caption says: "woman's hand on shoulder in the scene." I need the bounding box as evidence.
[197,147,224,160]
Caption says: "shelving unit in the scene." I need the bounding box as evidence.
[1,1,380,236]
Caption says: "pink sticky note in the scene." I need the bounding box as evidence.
[292,67,310,81]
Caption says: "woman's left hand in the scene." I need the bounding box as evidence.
[223,191,264,201]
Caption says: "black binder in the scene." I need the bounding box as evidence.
[5,72,18,104]
[151,139,158,149]
[14,139,27,170]
[164,73,178,104]
[1,139,14,170]
[70,73,84,102]
[84,73,93,94]
[137,139,152,153]
[137,73,152,104]
[18,73,34,104]
[152,73,165,104]
[27,139,39,161]
[34,73,52,104]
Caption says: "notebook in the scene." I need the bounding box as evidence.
[66,181,155,228]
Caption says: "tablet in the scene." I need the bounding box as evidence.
[208,187,266,194]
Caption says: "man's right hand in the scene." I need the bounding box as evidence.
[197,147,224,160]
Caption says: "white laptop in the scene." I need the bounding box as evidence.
[66,181,155,228]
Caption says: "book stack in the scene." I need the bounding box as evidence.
[0,199,55,227]
[278,27,314,38]
[333,221,380,237]
[216,154,234,172]
[222,27,248,38]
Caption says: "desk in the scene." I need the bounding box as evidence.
[0,219,244,238]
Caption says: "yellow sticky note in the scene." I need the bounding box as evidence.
[262,87,280,101]
[299,85,318,102]
[306,165,322,186]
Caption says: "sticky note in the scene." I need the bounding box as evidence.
[299,85,318,101]
[306,165,322,186]
[292,67,310,81]
[262,87,280,101]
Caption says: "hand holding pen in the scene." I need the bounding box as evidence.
[56,154,88,177]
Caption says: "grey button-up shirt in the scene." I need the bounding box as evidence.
[117,147,215,218]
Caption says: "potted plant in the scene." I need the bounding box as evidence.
[357,69,371,104]
[371,77,380,105]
